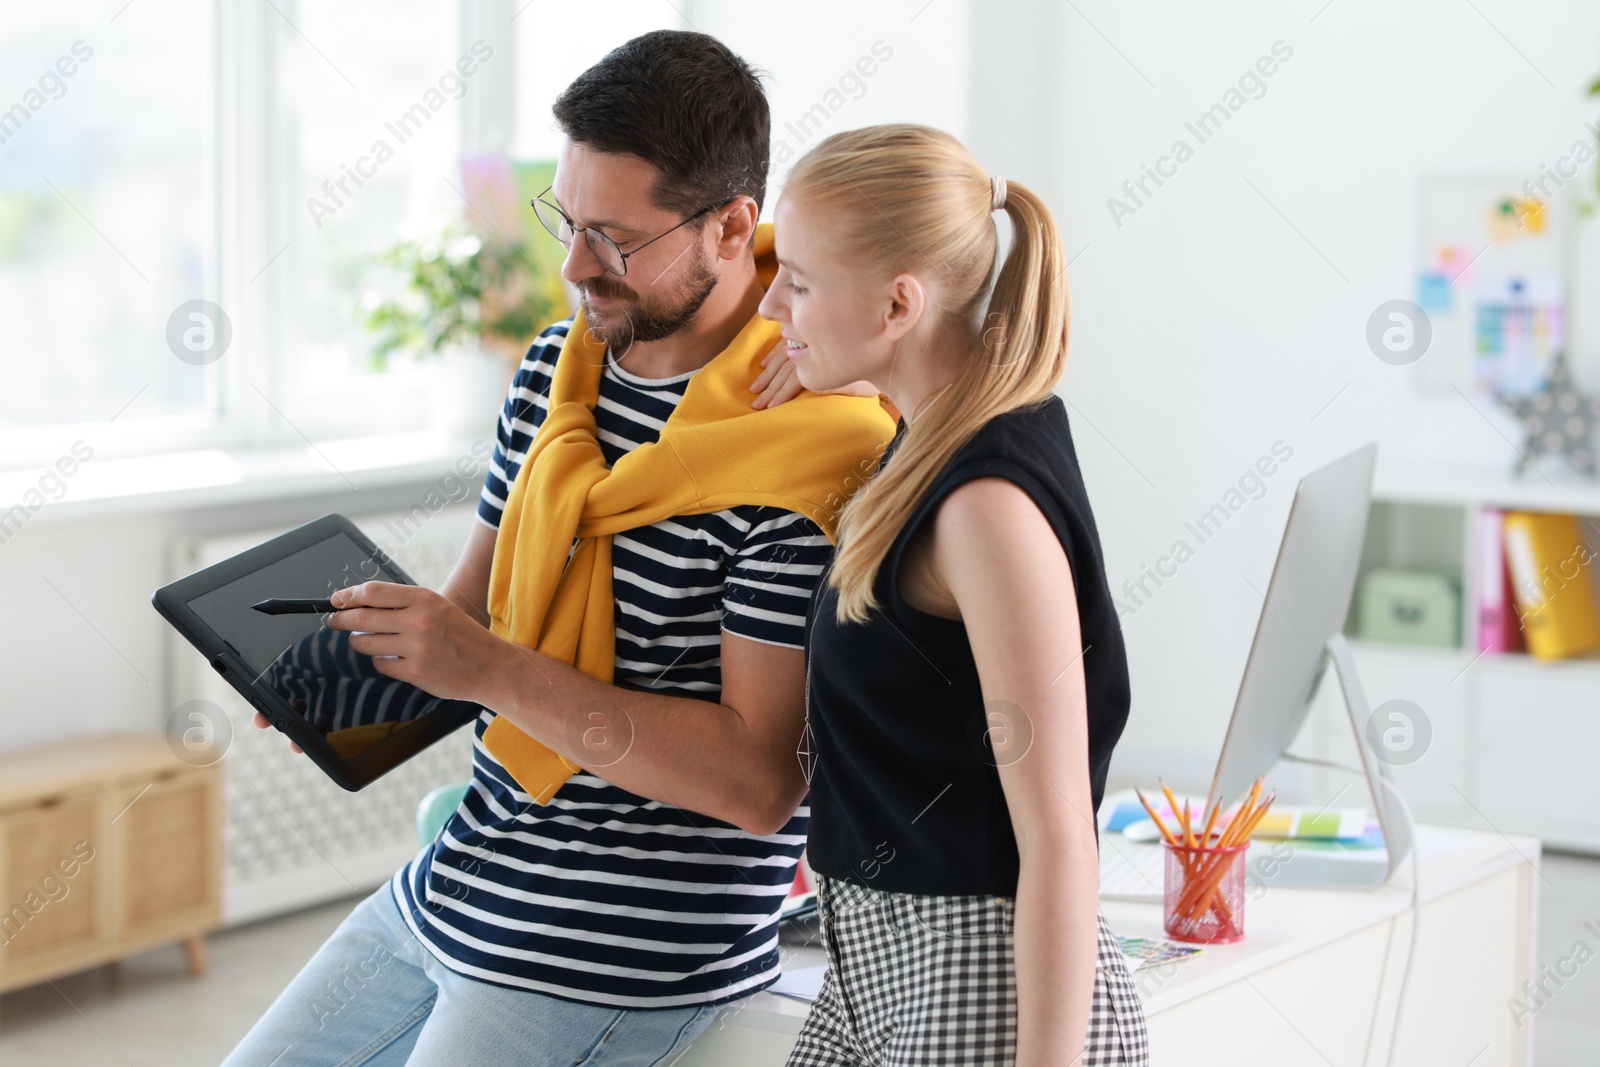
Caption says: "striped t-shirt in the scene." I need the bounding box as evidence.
[392,318,830,1007]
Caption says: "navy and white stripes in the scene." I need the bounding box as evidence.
[393,319,829,1006]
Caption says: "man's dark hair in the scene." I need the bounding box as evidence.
[553,30,769,223]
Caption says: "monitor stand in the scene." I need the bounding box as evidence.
[1249,633,1414,890]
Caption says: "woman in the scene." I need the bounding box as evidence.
[754,124,1149,1066]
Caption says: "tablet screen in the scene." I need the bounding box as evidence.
[186,531,455,760]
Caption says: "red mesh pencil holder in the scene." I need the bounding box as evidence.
[1162,839,1247,944]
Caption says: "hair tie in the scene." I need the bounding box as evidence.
[990,174,1008,211]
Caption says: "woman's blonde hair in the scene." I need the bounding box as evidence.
[784,123,1070,624]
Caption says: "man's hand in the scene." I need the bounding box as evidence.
[322,581,503,703]
[251,711,304,753]
[249,580,504,755]
[748,347,878,409]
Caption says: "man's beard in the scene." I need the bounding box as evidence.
[578,244,719,348]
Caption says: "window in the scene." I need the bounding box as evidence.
[0,0,544,470]
[273,0,466,436]
[0,3,215,453]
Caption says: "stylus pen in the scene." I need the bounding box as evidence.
[251,597,338,615]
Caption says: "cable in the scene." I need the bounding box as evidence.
[1377,778,1420,1067]
[1280,751,1419,1067]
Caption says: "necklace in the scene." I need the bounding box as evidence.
[909,381,955,424]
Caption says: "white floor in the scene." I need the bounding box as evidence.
[1524,852,1600,1064]
[1,856,1596,1065]
[0,890,362,1066]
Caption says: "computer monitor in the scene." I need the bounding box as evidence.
[1203,442,1411,888]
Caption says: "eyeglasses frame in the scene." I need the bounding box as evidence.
[530,185,731,277]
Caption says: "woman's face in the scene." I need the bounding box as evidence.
[759,195,895,394]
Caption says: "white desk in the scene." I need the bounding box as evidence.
[678,823,1539,1066]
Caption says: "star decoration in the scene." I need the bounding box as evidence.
[1493,350,1600,479]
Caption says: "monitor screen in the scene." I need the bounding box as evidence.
[1207,444,1377,816]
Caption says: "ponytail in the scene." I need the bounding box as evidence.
[784,124,1070,624]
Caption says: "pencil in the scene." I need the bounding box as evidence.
[1159,780,1183,834]
[1239,793,1274,840]
[1200,796,1223,847]
[1160,779,1200,856]
[1240,778,1263,828]
[1220,779,1263,847]
[1134,789,1178,846]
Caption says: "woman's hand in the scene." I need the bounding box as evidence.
[749,348,879,409]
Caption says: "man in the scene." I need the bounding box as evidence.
[222,29,895,1067]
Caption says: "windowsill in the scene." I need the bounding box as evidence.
[3,430,491,526]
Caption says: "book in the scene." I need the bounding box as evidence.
[1118,936,1204,971]
[1499,527,1528,654]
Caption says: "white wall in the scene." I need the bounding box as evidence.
[666,0,972,210]
[1038,0,1600,789]
[507,0,971,208]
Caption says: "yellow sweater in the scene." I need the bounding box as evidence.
[482,222,897,803]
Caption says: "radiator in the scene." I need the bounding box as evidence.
[167,505,481,926]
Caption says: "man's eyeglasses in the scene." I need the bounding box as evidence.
[530,186,728,277]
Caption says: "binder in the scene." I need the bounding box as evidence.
[1502,511,1600,660]
[1475,508,1525,653]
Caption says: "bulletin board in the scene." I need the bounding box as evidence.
[1413,172,1573,397]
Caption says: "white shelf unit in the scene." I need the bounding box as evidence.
[1344,457,1600,854]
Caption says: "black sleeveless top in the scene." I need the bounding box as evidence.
[804,395,1132,896]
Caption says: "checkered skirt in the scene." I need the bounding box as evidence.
[786,875,1149,1066]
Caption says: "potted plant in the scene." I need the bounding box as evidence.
[361,221,567,434]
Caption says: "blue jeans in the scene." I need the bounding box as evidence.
[221,883,718,1067]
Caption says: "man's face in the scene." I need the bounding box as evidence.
[552,140,719,350]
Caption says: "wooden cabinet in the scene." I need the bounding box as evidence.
[0,787,106,980]
[0,735,220,1021]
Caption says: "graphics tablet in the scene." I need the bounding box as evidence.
[151,513,481,790]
